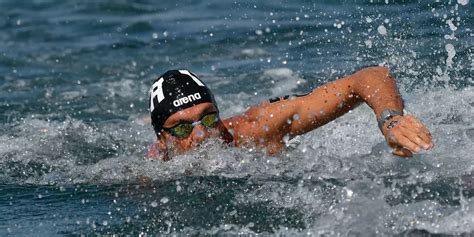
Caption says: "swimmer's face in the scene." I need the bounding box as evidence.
[160,102,225,152]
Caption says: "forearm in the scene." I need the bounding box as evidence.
[353,66,404,120]
[353,67,434,157]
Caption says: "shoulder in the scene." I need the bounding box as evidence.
[221,102,273,129]
[221,101,294,138]
[221,106,258,132]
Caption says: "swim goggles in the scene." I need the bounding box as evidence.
[163,112,220,138]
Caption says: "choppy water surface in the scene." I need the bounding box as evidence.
[0,0,473,235]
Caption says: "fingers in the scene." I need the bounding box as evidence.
[408,117,433,140]
[402,129,433,150]
[396,115,434,150]
[384,115,435,157]
[386,130,422,153]
[417,129,432,144]
[396,134,423,153]
[392,147,413,157]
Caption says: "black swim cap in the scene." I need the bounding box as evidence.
[149,70,217,136]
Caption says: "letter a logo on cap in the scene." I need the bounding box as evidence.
[179,70,205,86]
[150,70,207,113]
[150,77,164,112]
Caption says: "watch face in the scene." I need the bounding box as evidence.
[387,120,399,129]
[378,109,402,130]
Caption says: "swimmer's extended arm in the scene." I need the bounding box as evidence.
[241,66,433,156]
[288,66,403,135]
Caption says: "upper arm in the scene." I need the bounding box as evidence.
[228,102,296,144]
[286,74,361,136]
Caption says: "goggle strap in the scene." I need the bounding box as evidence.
[191,120,202,127]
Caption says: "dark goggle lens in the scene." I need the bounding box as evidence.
[170,124,194,137]
[201,113,219,128]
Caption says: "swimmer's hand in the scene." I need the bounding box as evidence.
[382,115,434,157]
[146,143,160,160]
[146,143,171,161]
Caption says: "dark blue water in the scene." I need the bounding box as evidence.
[0,0,473,235]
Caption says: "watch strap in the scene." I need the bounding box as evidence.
[378,109,402,130]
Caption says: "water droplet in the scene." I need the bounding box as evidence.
[445,44,456,67]
[377,25,387,35]
[160,197,169,204]
[446,19,457,31]
[365,39,373,48]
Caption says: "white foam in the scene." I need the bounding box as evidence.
[240,48,267,57]
[416,198,474,234]
[2,87,470,185]
[1,83,472,235]
[105,79,148,99]
[261,68,306,96]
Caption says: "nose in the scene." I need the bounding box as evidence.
[190,124,210,144]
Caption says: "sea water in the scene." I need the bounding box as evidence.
[0,0,472,235]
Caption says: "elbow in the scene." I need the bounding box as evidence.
[366,66,393,81]
[357,66,395,86]
[367,65,390,75]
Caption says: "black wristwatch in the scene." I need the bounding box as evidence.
[377,109,402,131]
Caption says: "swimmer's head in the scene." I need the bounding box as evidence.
[149,70,218,137]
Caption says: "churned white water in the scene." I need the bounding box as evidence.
[1,70,473,234]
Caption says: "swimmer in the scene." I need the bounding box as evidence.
[147,67,433,161]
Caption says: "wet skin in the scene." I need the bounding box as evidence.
[148,66,434,160]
